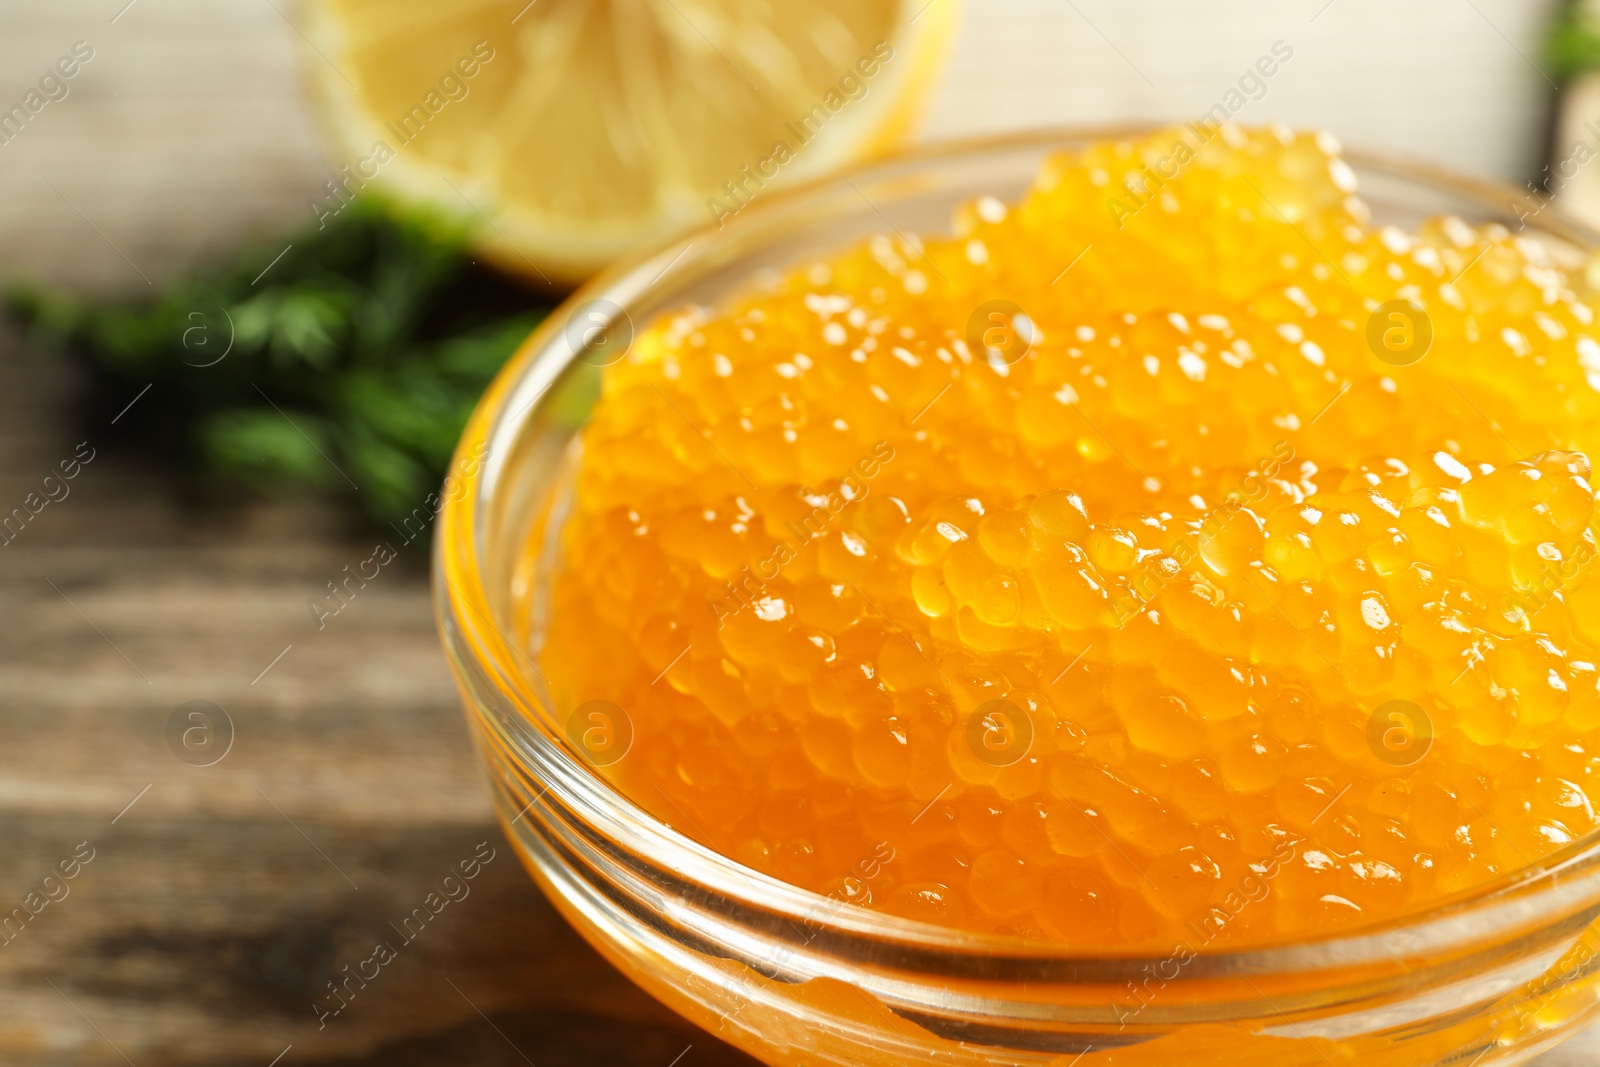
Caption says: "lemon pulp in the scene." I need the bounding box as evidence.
[303,0,956,282]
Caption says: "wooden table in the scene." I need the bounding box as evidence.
[5,311,1600,1067]
[0,323,759,1065]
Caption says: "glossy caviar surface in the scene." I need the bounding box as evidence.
[535,125,1600,949]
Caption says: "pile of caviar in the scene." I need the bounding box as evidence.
[534,125,1600,949]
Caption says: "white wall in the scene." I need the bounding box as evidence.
[923,0,1561,181]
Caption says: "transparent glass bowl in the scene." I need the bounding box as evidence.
[435,128,1600,1066]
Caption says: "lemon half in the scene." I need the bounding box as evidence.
[301,0,958,284]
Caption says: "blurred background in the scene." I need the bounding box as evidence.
[0,0,1576,291]
[0,1,1596,1065]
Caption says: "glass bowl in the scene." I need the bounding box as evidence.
[435,127,1600,1066]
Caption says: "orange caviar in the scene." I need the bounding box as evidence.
[535,125,1600,950]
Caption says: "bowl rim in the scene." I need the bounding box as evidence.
[435,123,1600,973]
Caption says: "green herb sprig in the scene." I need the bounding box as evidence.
[8,196,555,537]
[1550,0,1600,82]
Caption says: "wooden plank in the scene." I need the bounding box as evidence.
[0,325,757,1064]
